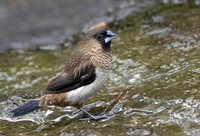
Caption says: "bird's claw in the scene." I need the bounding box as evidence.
[79,113,108,121]
[79,107,107,121]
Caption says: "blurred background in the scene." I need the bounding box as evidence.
[0,0,198,52]
[0,0,147,52]
[0,0,200,136]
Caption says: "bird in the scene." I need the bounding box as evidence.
[10,24,118,119]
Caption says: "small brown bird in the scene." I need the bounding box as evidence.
[11,25,118,119]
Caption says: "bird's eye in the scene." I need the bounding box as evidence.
[96,34,103,39]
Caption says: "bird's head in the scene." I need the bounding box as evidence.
[81,28,118,51]
[94,29,118,49]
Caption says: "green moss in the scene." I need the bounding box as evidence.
[154,124,183,136]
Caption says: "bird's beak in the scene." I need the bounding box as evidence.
[105,30,118,43]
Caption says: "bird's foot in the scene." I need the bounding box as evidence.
[79,107,107,121]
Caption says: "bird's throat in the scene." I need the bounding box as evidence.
[103,41,111,50]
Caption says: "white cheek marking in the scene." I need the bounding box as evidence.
[105,37,112,43]
[66,68,108,105]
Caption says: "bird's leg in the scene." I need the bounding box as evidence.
[79,107,107,121]
[73,102,107,120]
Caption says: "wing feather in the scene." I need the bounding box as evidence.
[43,52,96,94]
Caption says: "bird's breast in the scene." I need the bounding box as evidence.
[66,68,109,105]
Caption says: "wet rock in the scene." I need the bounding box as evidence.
[160,0,200,5]
[0,72,16,81]
[152,16,164,23]
[38,44,59,51]
[126,127,154,136]
[166,33,200,51]
[160,0,186,4]
[147,27,172,37]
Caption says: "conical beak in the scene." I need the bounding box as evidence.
[105,30,118,43]
[107,30,118,39]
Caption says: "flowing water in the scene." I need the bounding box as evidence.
[0,2,200,136]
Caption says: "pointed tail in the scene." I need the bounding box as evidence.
[11,100,40,117]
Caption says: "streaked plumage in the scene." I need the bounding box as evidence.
[11,25,117,117]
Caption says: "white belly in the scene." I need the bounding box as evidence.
[66,68,109,105]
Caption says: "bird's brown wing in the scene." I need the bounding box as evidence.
[43,53,96,94]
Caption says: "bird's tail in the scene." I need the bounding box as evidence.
[11,100,40,117]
